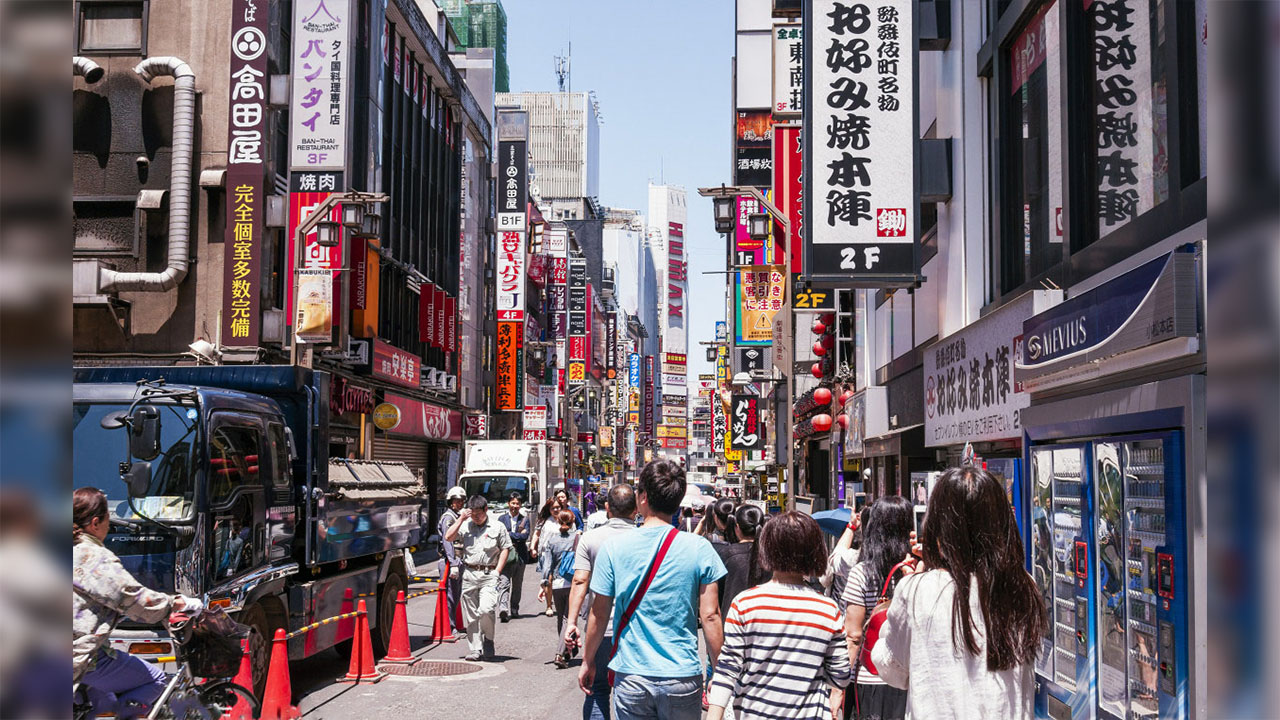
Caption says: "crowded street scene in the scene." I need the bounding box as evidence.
[2,0,1279,718]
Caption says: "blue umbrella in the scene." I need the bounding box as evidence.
[812,507,852,536]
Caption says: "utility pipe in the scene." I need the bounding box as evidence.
[72,56,104,84]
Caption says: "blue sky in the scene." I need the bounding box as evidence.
[505,0,734,379]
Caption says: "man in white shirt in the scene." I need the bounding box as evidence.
[562,484,637,720]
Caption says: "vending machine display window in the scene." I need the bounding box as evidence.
[1029,445,1086,692]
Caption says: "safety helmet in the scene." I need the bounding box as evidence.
[446,486,466,501]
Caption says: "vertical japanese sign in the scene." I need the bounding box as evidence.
[735,111,774,188]
[294,268,333,343]
[773,23,804,117]
[222,0,267,346]
[606,312,617,379]
[289,0,349,170]
[730,395,762,452]
[567,257,587,388]
[496,140,527,231]
[496,319,522,410]
[736,266,786,345]
[419,282,437,346]
[773,124,804,275]
[644,355,656,437]
[805,0,918,285]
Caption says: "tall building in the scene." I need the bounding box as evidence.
[441,0,509,93]
[495,91,601,221]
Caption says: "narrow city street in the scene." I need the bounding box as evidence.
[292,571,589,719]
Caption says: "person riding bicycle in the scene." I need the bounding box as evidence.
[73,487,202,719]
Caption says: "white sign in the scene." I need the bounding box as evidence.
[545,228,568,255]
[806,0,916,281]
[289,0,350,170]
[537,384,558,430]
[923,293,1057,447]
[293,268,333,343]
[523,405,547,430]
[773,24,803,117]
[495,230,526,320]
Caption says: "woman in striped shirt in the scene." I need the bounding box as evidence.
[708,511,852,720]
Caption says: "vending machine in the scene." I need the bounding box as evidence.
[1025,426,1192,720]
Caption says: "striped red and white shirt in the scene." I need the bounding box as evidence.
[708,581,852,719]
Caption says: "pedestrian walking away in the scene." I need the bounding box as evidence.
[707,511,851,720]
[444,495,514,661]
[532,498,564,616]
[438,486,467,637]
[562,483,638,720]
[497,492,531,621]
[841,496,913,720]
[541,509,581,668]
[577,460,727,720]
[870,466,1047,719]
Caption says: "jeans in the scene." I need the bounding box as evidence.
[460,568,499,655]
[497,560,525,615]
[611,673,703,720]
[582,635,614,720]
[80,648,167,719]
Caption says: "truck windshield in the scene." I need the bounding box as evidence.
[72,402,198,522]
[461,475,531,504]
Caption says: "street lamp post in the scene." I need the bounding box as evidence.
[697,184,795,510]
[289,190,389,368]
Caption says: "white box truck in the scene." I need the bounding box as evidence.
[459,440,563,511]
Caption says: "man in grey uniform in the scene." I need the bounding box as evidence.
[444,495,513,661]
[437,486,466,637]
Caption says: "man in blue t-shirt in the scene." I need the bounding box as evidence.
[577,460,726,720]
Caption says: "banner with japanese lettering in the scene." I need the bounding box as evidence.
[567,257,587,388]
[773,124,804,275]
[735,266,786,345]
[773,24,804,117]
[496,320,522,410]
[222,0,268,346]
[735,111,774,188]
[496,140,527,231]
[496,230,526,321]
[289,0,350,170]
[286,171,343,325]
[730,394,762,452]
[804,0,918,285]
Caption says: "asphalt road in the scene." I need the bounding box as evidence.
[290,568,590,719]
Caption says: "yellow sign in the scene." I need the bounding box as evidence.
[738,266,786,344]
[657,425,687,439]
[568,362,586,382]
[372,402,401,431]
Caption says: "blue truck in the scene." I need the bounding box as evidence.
[73,365,431,693]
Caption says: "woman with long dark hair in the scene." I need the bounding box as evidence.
[714,504,770,618]
[840,496,913,719]
[870,466,1047,718]
[699,497,738,544]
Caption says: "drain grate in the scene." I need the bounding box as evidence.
[378,661,483,677]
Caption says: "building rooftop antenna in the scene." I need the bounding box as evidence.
[554,42,570,92]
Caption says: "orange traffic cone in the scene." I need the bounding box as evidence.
[336,587,355,644]
[448,563,464,634]
[339,599,385,683]
[258,629,301,720]
[429,570,458,644]
[382,590,418,664]
[225,638,257,720]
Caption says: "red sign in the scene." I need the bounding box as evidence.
[464,414,488,438]
[523,429,548,440]
[773,124,803,274]
[433,286,447,350]
[287,186,344,322]
[419,282,437,345]
[371,339,420,389]
[330,376,375,415]
[527,254,547,286]
[658,437,688,449]
[444,296,457,352]
[551,257,567,284]
[577,432,595,443]
[383,392,462,441]
[876,208,908,237]
[569,336,586,361]
[1010,2,1053,93]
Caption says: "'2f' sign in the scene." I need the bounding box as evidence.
[793,289,832,309]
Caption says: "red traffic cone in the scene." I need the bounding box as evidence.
[258,629,301,720]
[448,565,464,634]
[429,565,459,644]
[225,638,257,720]
[381,590,418,665]
[339,599,385,683]
[336,587,355,644]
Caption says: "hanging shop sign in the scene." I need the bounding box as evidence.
[735,346,768,376]
[773,23,804,117]
[1015,249,1199,392]
[289,0,350,170]
[371,402,401,431]
[773,123,804,276]
[924,291,1062,447]
[736,266,786,345]
[545,227,568,255]
[735,111,774,188]
[419,282,438,346]
[628,353,642,389]
[730,394,762,451]
[348,236,379,337]
[496,230,526,321]
[496,139,527,231]
[222,0,269,346]
[464,414,488,439]
[537,384,558,431]
[523,404,547,430]
[293,268,334,343]
[804,0,919,286]
[658,437,688,450]
[523,429,548,441]
[567,258,588,388]
[496,320,522,410]
[286,171,343,323]
[370,339,419,389]
[383,392,462,442]
[733,195,773,266]
[644,356,656,436]
[606,313,618,379]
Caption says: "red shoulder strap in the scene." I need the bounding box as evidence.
[610,526,680,665]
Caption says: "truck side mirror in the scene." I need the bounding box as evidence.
[122,461,152,498]
[128,405,161,461]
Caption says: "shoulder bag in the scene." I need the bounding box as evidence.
[608,526,679,684]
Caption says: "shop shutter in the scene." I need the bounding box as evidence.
[372,435,431,479]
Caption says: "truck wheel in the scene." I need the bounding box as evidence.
[373,568,406,658]
[238,603,273,698]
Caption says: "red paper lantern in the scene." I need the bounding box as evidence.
[811,320,826,335]
[812,413,833,432]
[839,389,855,406]
[814,387,833,405]
[811,362,824,379]
[813,341,827,356]
[820,313,835,325]
[837,414,850,429]
[821,334,836,349]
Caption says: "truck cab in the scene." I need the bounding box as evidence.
[458,440,548,512]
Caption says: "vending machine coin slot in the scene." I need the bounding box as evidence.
[1158,621,1175,695]
[1074,540,1088,589]
[1157,552,1174,600]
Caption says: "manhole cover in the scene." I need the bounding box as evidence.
[378,661,483,677]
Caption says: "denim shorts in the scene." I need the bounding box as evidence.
[611,673,702,720]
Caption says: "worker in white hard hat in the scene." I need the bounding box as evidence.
[438,485,468,637]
